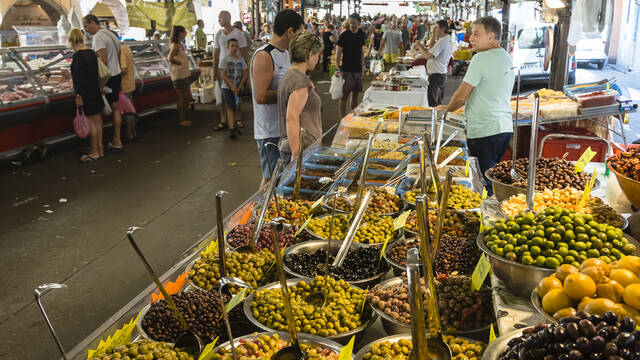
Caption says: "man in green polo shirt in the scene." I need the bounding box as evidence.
[436,16,514,195]
[195,19,206,49]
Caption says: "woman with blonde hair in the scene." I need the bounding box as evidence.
[68,27,104,162]
[277,31,323,164]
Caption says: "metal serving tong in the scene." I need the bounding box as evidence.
[127,227,203,356]
[293,128,306,199]
[269,218,307,360]
[35,283,69,360]
[431,170,453,259]
[526,93,541,213]
[507,67,524,182]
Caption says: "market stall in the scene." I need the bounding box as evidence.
[0,39,200,160]
[36,64,640,360]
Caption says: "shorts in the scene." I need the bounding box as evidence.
[105,74,122,103]
[172,78,191,90]
[221,88,237,109]
[383,53,398,64]
[341,72,363,94]
[256,137,280,179]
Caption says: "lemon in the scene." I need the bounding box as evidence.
[623,283,640,310]
[609,269,640,288]
[556,264,579,282]
[563,273,597,301]
[542,288,572,314]
[537,274,563,298]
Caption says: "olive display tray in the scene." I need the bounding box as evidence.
[481,327,530,360]
[243,278,378,345]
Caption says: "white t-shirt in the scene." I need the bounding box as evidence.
[213,28,248,62]
[92,29,121,76]
[426,35,454,74]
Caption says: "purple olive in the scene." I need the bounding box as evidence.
[603,342,618,356]
[614,332,636,348]
[568,350,584,360]
[579,319,597,338]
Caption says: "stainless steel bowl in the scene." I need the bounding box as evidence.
[481,327,530,360]
[530,288,557,323]
[243,278,377,345]
[322,191,403,217]
[304,214,402,249]
[212,331,348,359]
[223,222,292,250]
[370,277,491,339]
[382,238,420,276]
[353,334,411,360]
[135,304,169,344]
[282,240,388,288]
[185,255,276,292]
[476,233,554,297]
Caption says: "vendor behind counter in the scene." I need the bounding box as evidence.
[436,16,515,196]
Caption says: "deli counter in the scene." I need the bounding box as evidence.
[0,40,200,159]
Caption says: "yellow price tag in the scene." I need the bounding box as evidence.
[360,287,369,315]
[479,216,484,233]
[393,210,411,231]
[295,216,313,236]
[574,147,597,173]
[225,288,247,314]
[87,312,141,358]
[199,337,219,360]
[481,187,487,200]
[465,159,470,176]
[201,238,220,256]
[579,170,598,210]
[489,324,497,344]
[470,253,491,291]
[339,336,356,360]
[311,196,325,211]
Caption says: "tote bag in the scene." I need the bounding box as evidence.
[73,108,90,139]
[97,57,111,90]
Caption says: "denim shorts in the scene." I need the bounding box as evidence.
[256,137,280,179]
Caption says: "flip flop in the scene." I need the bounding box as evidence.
[107,142,124,150]
[80,155,99,163]
[236,120,246,128]
[213,122,225,131]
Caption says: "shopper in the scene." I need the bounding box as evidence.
[120,41,136,140]
[259,23,272,41]
[82,14,123,150]
[277,31,323,165]
[219,39,248,139]
[416,18,427,41]
[400,19,410,56]
[251,9,304,187]
[322,24,335,72]
[213,11,248,131]
[195,20,206,49]
[367,23,383,57]
[435,16,515,195]
[68,28,103,163]
[378,19,402,67]
[415,19,453,106]
[336,13,365,118]
[168,25,192,127]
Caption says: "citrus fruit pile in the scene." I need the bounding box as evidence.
[536,257,640,323]
[482,207,635,269]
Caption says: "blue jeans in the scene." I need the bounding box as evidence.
[256,138,280,179]
[467,132,512,196]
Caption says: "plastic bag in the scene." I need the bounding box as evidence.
[73,108,90,139]
[118,92,136,114]
[370,58,383,74]
[97,58,111,90]
[329,74,344,100]
[102,95,112,116]
[214,80,223,106]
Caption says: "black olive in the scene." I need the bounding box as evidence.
[576,311,589,319]
[606,326,620,338]
[614,332,636,348]
[567,323,581,340]
[603,342,618,356]
[591,336,606,351]
[568,350,584,360]
[576,337,592,354]
[598,328,610,340]
[553,343,568,354]
[621,317,636,332]
[555,326,568,341]
[561,316,582,324]
[604,312,619,325]
[587,353,602,360]
[579,319,597,338]
[618,348,632,358]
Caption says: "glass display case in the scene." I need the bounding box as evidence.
[0,48,46,107]
[127,40,171,79]
[13,45,75,98]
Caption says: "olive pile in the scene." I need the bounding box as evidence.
[388,239,419,267]
[609,147,640,181]
[88,340,193,360]
[226,223,297,252]
[490,158,591,190]
[368,274,493,333]
[483,207,634,269]
[405,210,480,238]
[498,312,639,360]
[263,197,316,226]
[587,198,625,228]
[325,187,401,215]
[284,247,386,281]
[211,333,339,360]
[307,214,395,245]
[188,249,276,290]
[448,185,481,210]
[362,335,486,360]
[250,276,367,336]
[141,290,227,343]
[435,235,481,275]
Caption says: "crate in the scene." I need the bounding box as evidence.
[539,135,607,162]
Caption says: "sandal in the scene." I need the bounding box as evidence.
[107,142,124,150]
[80,154,100,163]
[236,120,246,129]
[178,120,193,127]
[213,122,225,131]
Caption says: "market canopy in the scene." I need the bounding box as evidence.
[126,0,197,31]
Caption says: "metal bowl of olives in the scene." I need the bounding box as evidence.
[283,240,388,288]
[135,304,174,345]
[243,278,378,345]
[476,232,554,297]
[322,189,403,217]
[480,327,528,360]
[370,277,492,339]
[212,331,347,359]
[382,237,421,277]
[530,288,558,323]
[304,214,403,249]
[354,334,487,360]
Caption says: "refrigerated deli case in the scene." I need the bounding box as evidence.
[0,40,200,159]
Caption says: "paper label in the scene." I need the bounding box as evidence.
[152,273,187,302]
[198,337,219,360]
[481,187,487,200]
[465,159,470,176]
[471,253,491,291]
[575,146,597,173]
[579,170,598,210]
[87,312,141,358]
[201,238,219,256]
[339,336,356,360]
[295,216,313,236]
[489,324,497,344]
[393,210,411,231]
[225,288,247,314]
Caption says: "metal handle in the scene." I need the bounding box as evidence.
[526,93,541,212]
[432,170,453,259]
[216,191,228,277]
[293,128,306,199]
[333,189,373,268]
[251,160,283,251]
[421,134,441,202]
[353,132,375,212]
[270,218,299,345]
[430,108,437,144]
[218,277,253,360]
[35,283,68,360]
[512,67,521,163]
[126,227,191,331]
[263,142,282,217]
[433,112,446,164]
[407,248,429,360]
[439,130,459,150]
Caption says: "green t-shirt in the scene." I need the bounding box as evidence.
[195,28,206,49]
[462,48,515,139]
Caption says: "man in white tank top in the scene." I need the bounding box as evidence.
[251,10,304,188]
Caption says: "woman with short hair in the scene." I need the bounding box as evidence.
[277,31,323,164]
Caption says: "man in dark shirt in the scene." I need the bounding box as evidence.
[322,24,335,72]
[336,13,365,118]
